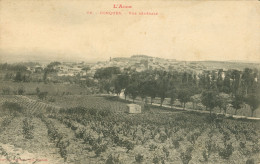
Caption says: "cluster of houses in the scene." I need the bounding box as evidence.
[25,56,258,84]
[26,65,44,73]
[55,63,86,77]
[26,62,91,77]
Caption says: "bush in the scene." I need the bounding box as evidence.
[98,109,111,117]
[180,147,193,164]
[93,144,108,157]
[246,159,255,164]
[18,87,25,95]
[48,97,56,102]
[149,144,157,151]
[2,87,11,95]
[88,108,97,116]
[38,92,48,100]
[152,156,160,164]
[218,144,233,159]
[159,133,168,143]
[144,104,150,111]
[135,154,144,163]
[202,150,208,161]
[22,118,34,139]
[2,102,23,114]
[105,154,120,164]
[172,139,180,149]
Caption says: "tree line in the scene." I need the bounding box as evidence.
[94,67,260,117]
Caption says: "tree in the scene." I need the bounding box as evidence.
[178,89,191,110]
[38,92,48,100]
[124,89,128,100]
[167,88,177,108]
[94,67,120,79]
[82,67,90,84]
[216,93,232,114]
[100,80,112,94]
[43,61,61,83]
[82,67,90,73]
[14,72,22,82]
[231,94,244,115]
[94,67,121,94]
[2,87,11,95]
[245,94,260,117]
[231,70,241,96]
[222,72,231,94]
[113,74,129,96]
[146,80,157,105]
[17,86,25,95]
[242,68,254,96]
[125,82,139,103]
[190,94,201,110]
[157,76,169,106]
[216,69,224,92]
[138,81,147,101]
[201,90,218,116]
[36,87,40,95]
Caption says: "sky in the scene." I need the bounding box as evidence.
[0,0,260,63]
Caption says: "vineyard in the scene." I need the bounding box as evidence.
[0,95,260,164]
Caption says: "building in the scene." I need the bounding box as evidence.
[127,104,142,114]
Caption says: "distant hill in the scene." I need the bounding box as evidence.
[195,61,260,71]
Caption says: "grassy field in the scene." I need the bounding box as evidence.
[0,94,260,164]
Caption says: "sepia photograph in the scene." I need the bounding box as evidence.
[0,0,260,163]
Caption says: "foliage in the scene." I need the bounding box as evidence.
[2,102,23,114]
[2,87,11,95]
[23,118,34,139]
[135,154,144,163]
[38,92,48,100]
[180,146,193,164]
[178,88,192,109]
[105,154,120,164]
[218,144,234,159]
[231,94,244,114]
[245,94,260,117]
[201,90,218,115]
[17,86,25,95]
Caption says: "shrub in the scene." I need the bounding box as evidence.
[149,144,157,151]
[172,139,180,149]
[93,144,108,157]
[135,154,144,163]
[98,109,111,117]
[246,159,255,164]
[18,87,25,95]
[88,108,97,116]
[36,87,40,95]
[48,97,56,102]
[218,144,233,159]
[2,102,23,114]
[2,87,11,95]
[38,92,48,100]
[187,132,200,145]
[105,154,120,164]
[163,147,170,158]
[22,118,34,139]
[180,147,193,164]
[203,140,216,161]
[152,156,160,164]
[144,104,150,111]
[202,150,208,161]
[159,133,168,143]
